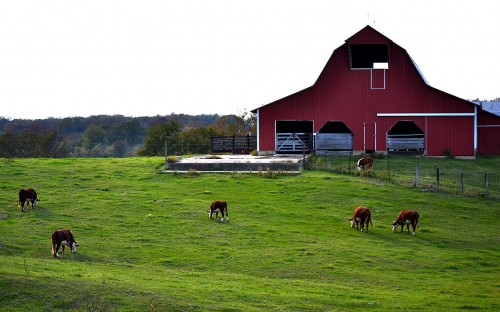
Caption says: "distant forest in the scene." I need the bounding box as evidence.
[0,113,256,158]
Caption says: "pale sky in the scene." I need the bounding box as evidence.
[1,0,498,120]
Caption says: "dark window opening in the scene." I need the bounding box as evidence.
[318,121,352,134]
[350,44,389,69]
[276,120,313,133]
[387,120,424,136]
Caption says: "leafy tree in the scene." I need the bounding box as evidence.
[209,114,249,135]
[110,140,127,157]
[178,127,223,154]
[82,124,108,150]
[139,120,182,156]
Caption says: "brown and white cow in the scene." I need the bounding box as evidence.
[18,188,39,212]
[51,229,79,258]
[348,206,373,232]
[356,156,374,171]
[208,200,229,222]
[392,210,419,236]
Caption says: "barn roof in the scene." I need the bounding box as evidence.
[473,101,500,117]
[252,25,466,113]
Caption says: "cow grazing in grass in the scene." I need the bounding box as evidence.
[208,200,229,222]
[51,229,79,258]
[18,188,39,212]
[392,210,419,236]
[348,206,373,232]
[356,156,374,171]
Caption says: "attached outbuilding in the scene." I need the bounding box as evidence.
[252,26,500,156]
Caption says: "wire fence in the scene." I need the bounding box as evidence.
[309,155,499,199]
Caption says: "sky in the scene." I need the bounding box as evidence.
[1,0,499,120]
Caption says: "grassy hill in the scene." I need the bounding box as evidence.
[0,158,498,311]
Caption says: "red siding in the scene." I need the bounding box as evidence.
[255,26,500,156]
[477,110,500,155]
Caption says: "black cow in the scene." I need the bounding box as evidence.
[18,188,39,212]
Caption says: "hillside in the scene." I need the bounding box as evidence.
[0,158,498,311]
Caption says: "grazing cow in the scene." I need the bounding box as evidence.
[392,210,419,236]
[18,188,39,212]
[348,206,373,232]
[208,200,229,222]
[356,156,374,171]
[51,229,79,258]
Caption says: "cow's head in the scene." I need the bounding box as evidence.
[349,217,359,228]
[71,241,79,253]
[391,221,399,231]
[33,198,39,207]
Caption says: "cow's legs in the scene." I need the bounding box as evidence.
[221,210,228,222]
[54,244,61,258]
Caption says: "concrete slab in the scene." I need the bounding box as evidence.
[164,154,306,172]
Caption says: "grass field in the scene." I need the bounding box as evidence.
[0,157,499,311]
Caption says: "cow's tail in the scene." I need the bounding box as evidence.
[369,217,373,227]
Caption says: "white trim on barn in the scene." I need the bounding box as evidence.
[377,113,475,117]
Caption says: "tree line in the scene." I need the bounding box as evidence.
[0,112,256,158]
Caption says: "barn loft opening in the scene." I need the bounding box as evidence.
[349,44,389,69]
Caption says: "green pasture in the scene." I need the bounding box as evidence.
[0,157,498,311]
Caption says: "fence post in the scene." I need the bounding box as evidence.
[414,163,419,187]
[436,167,440,192]
[461,172,464,195]
[387,149,391,182]
[349,153,352,174]
[303,144,306,167]
[232,135,235,154]
[485,174,489,196]
[164,140,168,170]
[247,133,250,154]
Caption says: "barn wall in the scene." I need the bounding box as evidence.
[477,110,500,155]
[255,26,499,156]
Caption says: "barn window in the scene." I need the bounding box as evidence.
[349,44,389,69]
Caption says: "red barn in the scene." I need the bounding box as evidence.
[252,26,500,157]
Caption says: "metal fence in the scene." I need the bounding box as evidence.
[309,155,499,199]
